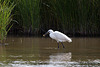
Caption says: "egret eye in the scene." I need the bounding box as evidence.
[48,31,50,33]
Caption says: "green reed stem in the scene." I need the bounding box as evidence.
[0,0,15,42]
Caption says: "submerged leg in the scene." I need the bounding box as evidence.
[58,43,59,48]
[61,42,65,48]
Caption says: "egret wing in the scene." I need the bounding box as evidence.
[53,31,68,41]
[54,31,72,42]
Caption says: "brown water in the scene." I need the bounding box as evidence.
[0,37,100,67]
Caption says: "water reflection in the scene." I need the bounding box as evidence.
[49,52,71,62]
[49,52,72,67]
[0,37,100,67]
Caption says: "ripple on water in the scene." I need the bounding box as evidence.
[0,59,100,67]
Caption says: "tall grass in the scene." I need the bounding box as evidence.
[16,0,40,33]
[77,0,100,35]
[8,0,100,36]
[0,0,15,42]
[49,0,78,31]
[42,0,100,36]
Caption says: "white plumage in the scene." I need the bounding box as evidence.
[43,29,72,48]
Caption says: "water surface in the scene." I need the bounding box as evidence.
[0,37,100,67]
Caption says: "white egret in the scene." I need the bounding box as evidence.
[43,29,72,48]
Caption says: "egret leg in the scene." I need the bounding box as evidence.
[61,42,65,48]
[58,43,59,48]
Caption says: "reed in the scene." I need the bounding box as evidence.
[16,0,40,33]
[77,0,100,35]
[8,0,100,36]
[0,0,15,42]
[43,0,100,36]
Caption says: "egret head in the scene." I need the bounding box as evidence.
[48,29,53,33]
[43,29,54,36]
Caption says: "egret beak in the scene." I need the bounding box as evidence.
[43,32,49,37]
